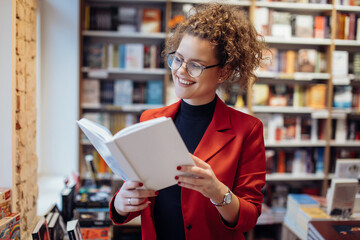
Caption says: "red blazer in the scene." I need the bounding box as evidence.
[110,96,266,240]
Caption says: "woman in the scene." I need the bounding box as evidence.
[110,3,267,239]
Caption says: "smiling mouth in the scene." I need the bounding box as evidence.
[178,76,195,85]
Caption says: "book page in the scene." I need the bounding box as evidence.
[77,119,130,179]
[113,116,168,138]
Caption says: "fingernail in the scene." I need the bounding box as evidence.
[175,176,179,180]
[155,191,159,196]
[139,183,143,187]
[178,181,181,185]
[177,166,182,170]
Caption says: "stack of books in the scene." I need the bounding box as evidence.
[284,194,330,239]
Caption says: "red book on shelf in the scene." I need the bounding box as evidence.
[314,16,325,39]
[277,151,286,173]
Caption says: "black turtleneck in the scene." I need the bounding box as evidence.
[154,97,217,240]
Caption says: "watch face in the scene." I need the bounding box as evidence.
[224,192,232,204]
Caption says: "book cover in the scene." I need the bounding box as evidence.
[271,11,292,38]
[298,49,317,73]
[0,188,11,219]
[67,219,83,240]
[252,84,269,106]
[307,84,326,109]
[80,227,109,240]
[32,216,50,240]
[327,178,358,217]
[74,208,111,227]
[125,44,144,70]
[146,80,163,104]
[259,48,278,73]
[314,15,326,38]
[297,207,331,237]
[309,220,360,240]
[77,117,195,191]
[61,187,75,222]
[295,15,314,38]
[335,159,360,179]
[332,51,349,80]
[84,43,106,69]
[81,79,100,108]
[100,81,114,105]
[113,79,133,106]
[48,212,67,240]
[132,82,146,104]
[333,86,352,109]
[0,213,20,240]
[141,8,162,33]
[254,7,269,36]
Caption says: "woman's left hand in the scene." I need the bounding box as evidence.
[176,154,226,201]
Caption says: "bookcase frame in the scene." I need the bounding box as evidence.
[78,0,360,238]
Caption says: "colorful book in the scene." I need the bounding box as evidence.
[141,8,162,33]
[0,213,20,240]
[113,79,133,105]
[81,79,100,108]
[146,80,163,104]
[0,188,11,219]
[309,220,360,240]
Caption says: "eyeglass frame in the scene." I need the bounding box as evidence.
[166,51,220,77]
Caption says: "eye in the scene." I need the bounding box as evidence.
[174,56,183,64]
[187,61,203,70]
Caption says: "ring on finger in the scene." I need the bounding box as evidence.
[128,198,132,206]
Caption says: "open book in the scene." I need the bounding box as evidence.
[77,117,194,190]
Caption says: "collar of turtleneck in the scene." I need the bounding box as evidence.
[179,97,217,118]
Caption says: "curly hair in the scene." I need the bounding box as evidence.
[164,3,267,90]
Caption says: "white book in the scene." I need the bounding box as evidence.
[125,44,144,70]
[334,159,360,179]
[326,178,358,217]
[332,51,349,79]
[77,117,194,190]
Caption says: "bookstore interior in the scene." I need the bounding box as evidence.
[1,0,360,239]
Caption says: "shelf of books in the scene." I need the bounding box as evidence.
[79,0,168,178]
[77,0,360,239]
[252,2,360,237]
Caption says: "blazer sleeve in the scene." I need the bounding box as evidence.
[232,120,266,232]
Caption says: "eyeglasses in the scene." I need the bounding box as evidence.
[167,52,220,77]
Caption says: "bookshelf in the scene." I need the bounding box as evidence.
[78,0,360,239]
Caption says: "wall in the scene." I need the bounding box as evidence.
[0,0,12,188]
[38,0,79,176]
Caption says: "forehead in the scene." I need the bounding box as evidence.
[177,34,216,62]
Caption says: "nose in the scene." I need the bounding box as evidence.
[177,61,189,76]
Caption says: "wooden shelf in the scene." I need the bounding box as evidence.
[171,0,251,6]
[266,173,326,182]
[82,103,164,112]
[264,36,331,45]
[265,140,327,147]
[255,2,332,12]
[253,106,315,114]
[83,30,167,39]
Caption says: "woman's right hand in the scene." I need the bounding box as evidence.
[114,181,158,217]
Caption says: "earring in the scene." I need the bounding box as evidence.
[218,78,222,82]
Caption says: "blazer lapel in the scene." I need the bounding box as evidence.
[193,97,235,162]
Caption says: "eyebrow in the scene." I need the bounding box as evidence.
[175,52,207,64]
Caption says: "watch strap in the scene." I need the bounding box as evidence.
[210,186,231,206]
